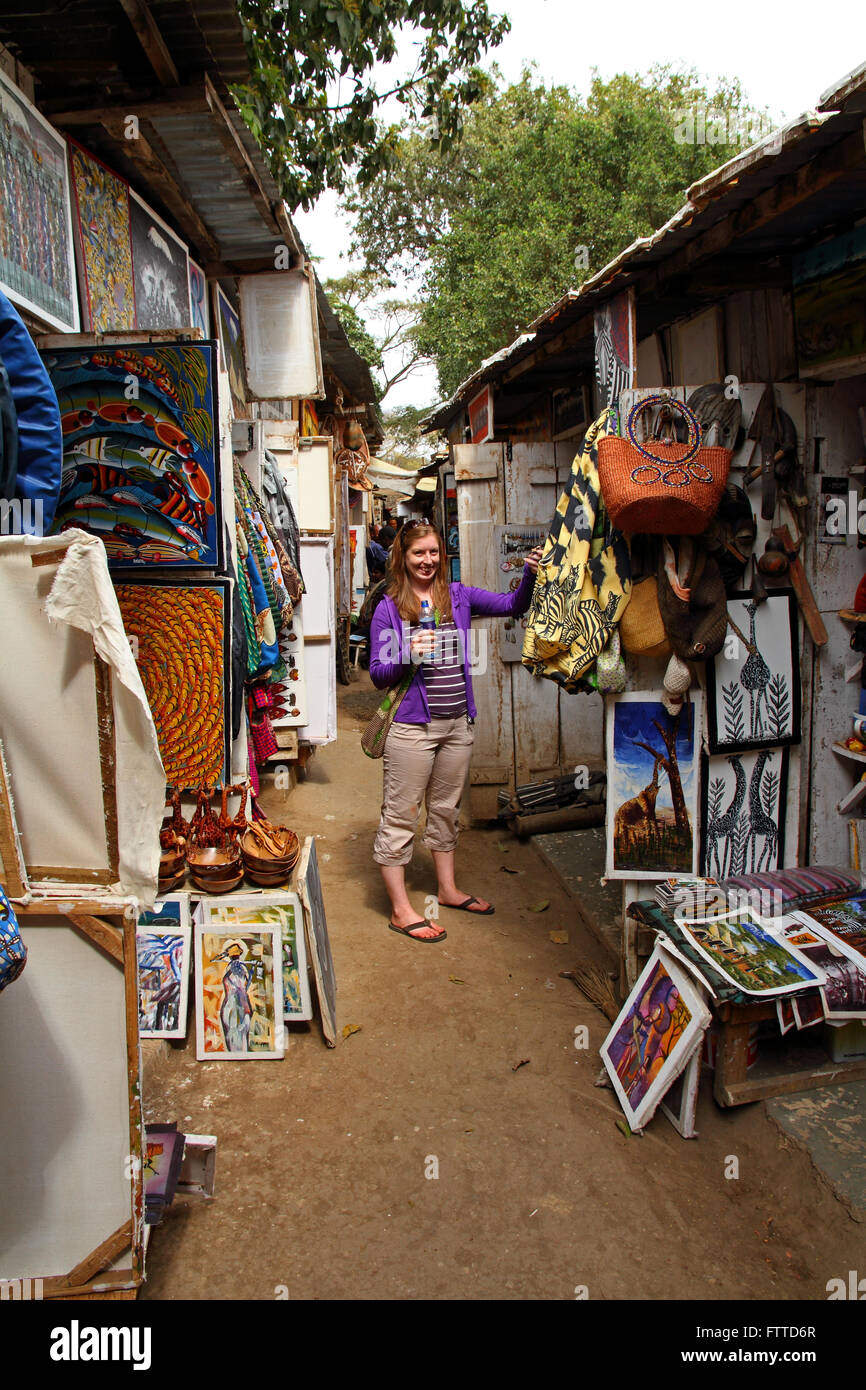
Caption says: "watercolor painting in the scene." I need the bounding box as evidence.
[605,693,702,879]
[116,579,230,789]
[68,141,135,332]
[200,893,313,1022]
[708,591,800,753]
[43,341,221,569]
[677,909,825,997]
[797,893,866,963]
[196,926,284,1060]
[701,747,788,878]
[600,945,710,1130]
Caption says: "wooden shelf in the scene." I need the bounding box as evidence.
[832,742,866,764]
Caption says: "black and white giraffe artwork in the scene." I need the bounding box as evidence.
[700,747,789,878]
[707,590,801,754]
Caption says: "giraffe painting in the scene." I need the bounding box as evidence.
[708,592,800,754]
[607,692,702,879]
[700,748,789,880]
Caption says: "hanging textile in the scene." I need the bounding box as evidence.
[522,408,632,690]
[262,449,304,592]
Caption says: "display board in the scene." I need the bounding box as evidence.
[239,268,323,399]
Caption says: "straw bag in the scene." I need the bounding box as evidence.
[619,576,671,658]
[361,668,416,759]
[598,394,731,535]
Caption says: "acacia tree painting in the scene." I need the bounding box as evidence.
[607,694,701,879]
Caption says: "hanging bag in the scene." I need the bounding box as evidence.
[360,667,416,759]
[597,393,731,534]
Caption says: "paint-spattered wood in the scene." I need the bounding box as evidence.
[505,443,560,781]
[453,445,511,815]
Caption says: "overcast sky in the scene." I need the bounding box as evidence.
[293,1,862,410]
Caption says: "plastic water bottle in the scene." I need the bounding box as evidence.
[419,599,435,664]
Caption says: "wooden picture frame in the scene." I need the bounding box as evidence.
[67,139,135,333]
[128,187,191,332]
[0,902,144,1296]
[0,737,28,898]
[297,436,335,535]
[198,891,313,1023]
[297,837,337,1047]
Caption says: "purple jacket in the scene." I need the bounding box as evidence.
[369,568,536,723]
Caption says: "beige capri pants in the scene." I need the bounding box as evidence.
[373,717,475,866]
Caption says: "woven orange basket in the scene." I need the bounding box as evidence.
[598,394,732,534]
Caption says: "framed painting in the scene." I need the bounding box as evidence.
[43,340,222,570]
[0,905,144,1296]
[605,693,702,879]
[188,258,210,339]
[600,944,711,1131]
[794,893,866,966]
[195,924,285,1060]
[68,140,135,332]
[0,68,79,332]
[199,892,313,1022]
[129,188,191,331]
[115,578,231,790]
[213,281,247,414]
[707,591,800,754]
[136,896,192,1039]
[675,909,825,997]
[700,747,789,879]
[777,917,866,1022]
[297,836,337,1046]
[144,1123,185,1224]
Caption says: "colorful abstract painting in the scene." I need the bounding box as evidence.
[42,341,222,569]
[778,917,866,1022]
[129,189,190,331]
[0,67,78,331]
[600,945,710,1130]
[200,893,313,1022]
[195,926,284,1060]
[69,142,135,332]
[137,897,191,1038]
[144,1123,185,1224]
[676,909,825,997]
[605,693,701,879]
[798,893,866,963]
[116,580,230,789]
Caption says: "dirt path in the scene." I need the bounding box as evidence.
[140,676,861,1301]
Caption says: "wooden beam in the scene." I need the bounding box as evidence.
[645,122,866,295]
[66,912,124,964]
[49,88,208,126]
[502,313,594,385]
[118,0,179,87]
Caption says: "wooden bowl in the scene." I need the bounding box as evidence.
[240,827,299,865]
[187,846,241,874]
[191,869,244,895]
[244,866,291,887]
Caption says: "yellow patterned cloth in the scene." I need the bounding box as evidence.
[522,408,632,690]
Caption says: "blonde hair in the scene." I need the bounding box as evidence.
[387,522,453,623]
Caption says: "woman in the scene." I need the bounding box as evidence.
[370,521,542,942]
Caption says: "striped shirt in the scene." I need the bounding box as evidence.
[418,620,467,718]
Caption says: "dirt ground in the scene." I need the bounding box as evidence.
[140,674,862,1302]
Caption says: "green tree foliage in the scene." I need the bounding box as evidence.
[348,66,772,397]
[232,0,509,209]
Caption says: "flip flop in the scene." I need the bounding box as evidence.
[443,897,495,915]
[388,920,447,943]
